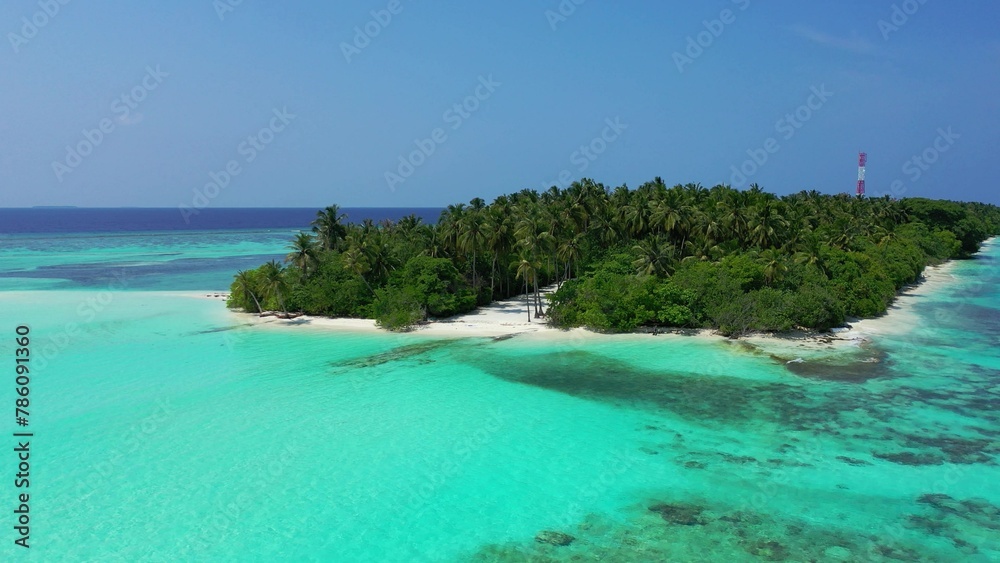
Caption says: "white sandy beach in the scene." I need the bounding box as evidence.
[231,285,578,339]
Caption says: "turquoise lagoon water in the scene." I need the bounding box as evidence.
[0,232,998,561]
[0,229,298,291]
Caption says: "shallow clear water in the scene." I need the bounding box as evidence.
[0,232,997,561]
[0,230,296,291]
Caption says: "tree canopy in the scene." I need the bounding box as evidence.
[228,179,1000,334]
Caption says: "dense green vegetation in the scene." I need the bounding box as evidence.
[228,180,1000,335]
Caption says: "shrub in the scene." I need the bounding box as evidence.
[373,287,424,331]
[392,256,477,318]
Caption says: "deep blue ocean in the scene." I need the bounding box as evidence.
[0,207,444,234]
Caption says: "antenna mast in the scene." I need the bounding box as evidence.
[857,152,867,197]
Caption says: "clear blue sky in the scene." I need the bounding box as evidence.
[2,0,998,207]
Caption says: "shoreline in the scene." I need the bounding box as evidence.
[737,258,962,357]
[209,237,994,354]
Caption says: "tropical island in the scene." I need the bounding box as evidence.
[226,179,1000,336]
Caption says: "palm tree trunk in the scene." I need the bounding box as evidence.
[359,275,378,300]
[533,274,541,317]
[524,278,530,322]
[248,290,263,315]
[490,255,497,295]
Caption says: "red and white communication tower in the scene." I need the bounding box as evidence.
[856,152,867,197]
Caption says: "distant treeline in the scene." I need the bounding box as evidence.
[227,179,1000,335]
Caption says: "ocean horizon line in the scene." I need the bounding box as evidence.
[7,206,446,210]
[0,207,447,235]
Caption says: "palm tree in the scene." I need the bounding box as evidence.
[682,235,721,263]
[877,230,897,247]
[632,237,675,277]
[513,256,536,322]
[829,221,856,251]
[438,204,466,257]
[342,246,375,296]
[458,209,486,289]
[312,205,348,251]
[396,214,423,235]
[515,215,553,316]
[749,202,788,249]
[485,208,514,295]
[395,214,430,257]
[234,270,263,314]
[423,229,446,259]
[359,218,377,237]
[793,233,828,277]
[722,204,750,247]
[760,249,788,286]
[469,197,487,212]
[286,232,319,278]
[358,230,397,286]
[260,260,289,314]
[622,196,650,239]
[557,232,584,283]
[589,207,621,246]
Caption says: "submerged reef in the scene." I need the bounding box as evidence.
[468,493,1000,561]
